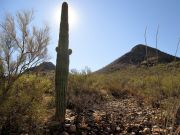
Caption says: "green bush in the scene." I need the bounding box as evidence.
[0,74,51,134]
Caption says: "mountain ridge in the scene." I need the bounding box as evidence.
[27,44,180,73]
[27,62,55,72]
[97,44,180,73]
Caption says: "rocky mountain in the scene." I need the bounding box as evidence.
[27,62,55,72]
[98,44,180,73]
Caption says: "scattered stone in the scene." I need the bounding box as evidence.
[80,123,88,130]
[68,125,76,133]
[110,123,116,132]
[65,118,71,123]
[60,131,69,135]
[139,130,143,135]
[64,123,71,128]
[81,131,87,135]
[175,126,180,135]
[176,107,180,125]
[143,127,150,134]
[87,126,91,130]
[116,126,121,132]
[105,127,111,132]
[152,133,159,135]
[152,126,167,135]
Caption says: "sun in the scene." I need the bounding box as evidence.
[54,4,78,29]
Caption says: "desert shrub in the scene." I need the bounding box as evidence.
[160,97,180,128]
[43,63,180,120]
[0,74,51,134]
[67,72,110,111]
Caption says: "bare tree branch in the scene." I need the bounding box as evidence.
[155,24,159,63]
[175,38,180,61]
[0,10,50,102]
[144,26,148,63]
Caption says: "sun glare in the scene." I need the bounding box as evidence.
[54,4,78,29]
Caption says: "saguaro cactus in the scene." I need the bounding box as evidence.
[55,2,72,124]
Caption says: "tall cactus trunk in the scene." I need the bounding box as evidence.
[55,2,71,124]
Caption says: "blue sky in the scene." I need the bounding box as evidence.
[1,0,180,71]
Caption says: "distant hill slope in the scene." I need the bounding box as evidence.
[97,44,180,73]
[27,62,55,72]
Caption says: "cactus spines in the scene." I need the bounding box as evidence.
[55,2,71,124]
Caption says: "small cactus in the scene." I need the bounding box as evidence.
[55,2,71,124]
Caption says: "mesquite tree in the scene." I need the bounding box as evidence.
[55,2,72,123]
[0,60,5,92]
[0,10,50,102]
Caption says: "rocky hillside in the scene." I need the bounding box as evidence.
[27,62,55,72]
[98,44,180,73]
[47,96,180,135]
